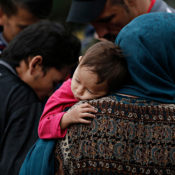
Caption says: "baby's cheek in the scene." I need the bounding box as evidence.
[83,93,94,100]
[71,84,75,94]
[71,87,76,97]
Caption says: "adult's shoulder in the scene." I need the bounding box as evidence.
[54,94,175,174]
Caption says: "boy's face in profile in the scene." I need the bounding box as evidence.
[28,67,69,101]
[17,57,70,101]
[71,65,108,101]
[0,6,39,43]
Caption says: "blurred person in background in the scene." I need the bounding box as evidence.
[0,0,53,54]
[67,0,175,42]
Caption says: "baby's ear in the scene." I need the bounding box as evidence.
[78,56,82,62]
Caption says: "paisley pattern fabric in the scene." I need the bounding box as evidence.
[54,94,175,175]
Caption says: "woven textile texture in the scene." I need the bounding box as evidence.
[54,94,175,175]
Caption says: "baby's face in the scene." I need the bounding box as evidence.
[71,65,108,100]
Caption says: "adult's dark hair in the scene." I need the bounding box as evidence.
[80,40,128,92]
[1,20,81,71]
[110,0,124,5]
[0,0,53,19]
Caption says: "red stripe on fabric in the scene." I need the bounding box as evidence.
[147,0,156,13]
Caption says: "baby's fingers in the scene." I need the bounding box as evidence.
[80,113,96,120]
[79,103,95,109]
[81,106,97,113]
[79,118,92,124]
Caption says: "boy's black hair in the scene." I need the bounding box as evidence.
[80,40,128,92]
[0,0,53,19]
[1,20,81,72]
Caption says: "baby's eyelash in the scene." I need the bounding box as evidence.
[75,78,80,83]
[86,88,93,94]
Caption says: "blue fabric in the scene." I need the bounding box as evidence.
[115,12,175,103]
[19,139,55,175]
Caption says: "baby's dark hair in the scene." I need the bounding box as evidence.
[79,41,128,92]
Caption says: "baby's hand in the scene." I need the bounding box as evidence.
[60,103,97,129]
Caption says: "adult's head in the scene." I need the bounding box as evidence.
[67,0,151,41]
[116,12,175,103]
[1,20,81,100]
[0,0,53,42]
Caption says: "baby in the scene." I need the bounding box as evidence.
[38,40,128,139]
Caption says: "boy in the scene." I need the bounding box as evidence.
[38,40,128,139]
[0,20,80,175]
[0,0,53,54]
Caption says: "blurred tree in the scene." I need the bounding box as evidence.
[50,0,87,41]
[165,0,175,7]
[50,0,71,22]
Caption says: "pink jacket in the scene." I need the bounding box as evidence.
[38,79,78,139]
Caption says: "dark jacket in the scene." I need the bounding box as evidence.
[0,61,43,175]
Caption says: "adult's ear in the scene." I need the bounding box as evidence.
[124,0,151,13]
[123,0,149,16]
[124,0,136,7]
[28,55,43,75]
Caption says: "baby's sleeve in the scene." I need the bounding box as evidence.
[38,79,77,139]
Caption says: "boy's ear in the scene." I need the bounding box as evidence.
[78,56,82,62]
[28,56,43,75]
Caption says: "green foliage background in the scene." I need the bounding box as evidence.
[165,0,175,7]
[50,0,71,22]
